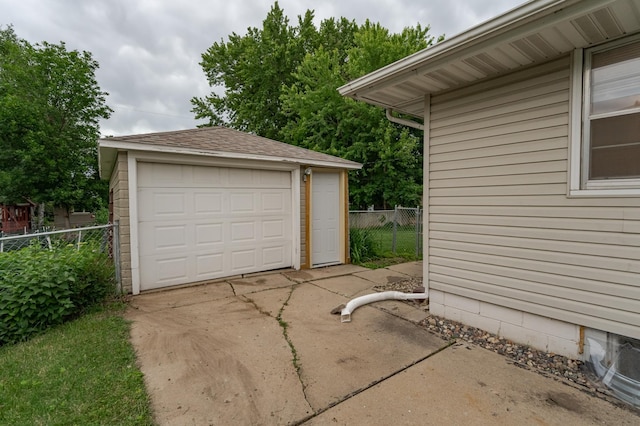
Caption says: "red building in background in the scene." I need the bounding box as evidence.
[0,204,31,234]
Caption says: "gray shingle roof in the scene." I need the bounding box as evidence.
[101,126,361,169]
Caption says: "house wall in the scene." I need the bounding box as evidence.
[427,55,640,357]
[109,151,132,293]
[53,207,95,229]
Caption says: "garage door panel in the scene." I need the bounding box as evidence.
[262,245,289,267]
[258,169,290,187]
[231,248,257,272]
[231,221,256,242]
[192,165,223,184]
[137,190,187,221]
[262,192,286,212]
[154,257,189,284]
[154,225,188,250]
[230,192,256,213]
[194,192,224,214]
[195,223,224,246]
[196,253,224,277]
[138,163,185,187]
[138,162,293,290]
[138,221,191,253]
[263,219,285,239]
[228,168,256,186]
[153,192,186,217]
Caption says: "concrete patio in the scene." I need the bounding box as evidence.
[126,262,637,425]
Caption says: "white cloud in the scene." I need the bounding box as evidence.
[0,0,526,136]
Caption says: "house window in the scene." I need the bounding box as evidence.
[580,36,640,190]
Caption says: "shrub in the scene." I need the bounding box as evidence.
[93,207,109,225]
[350,228,379,263]
[0,243,116,346]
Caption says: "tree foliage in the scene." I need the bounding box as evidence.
[0,26,111,213]
[194,3,441,208]
[191,3,316,140]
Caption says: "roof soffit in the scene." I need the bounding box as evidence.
[339,0,640,117]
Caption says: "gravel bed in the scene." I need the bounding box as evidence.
[374,277,615,398]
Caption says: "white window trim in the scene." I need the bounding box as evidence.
[568,37,640,198]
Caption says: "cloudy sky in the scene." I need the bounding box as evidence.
[1,0,527,137]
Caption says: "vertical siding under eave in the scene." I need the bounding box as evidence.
[429,56,640,340]
[109,151,132,293]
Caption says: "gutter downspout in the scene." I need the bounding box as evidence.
[341,291,427,322]
[385,109,424,130]
[342,100,430,323]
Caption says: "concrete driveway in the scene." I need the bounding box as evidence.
[126,262,637,425]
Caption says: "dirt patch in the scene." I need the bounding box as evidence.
[546,391,584,413]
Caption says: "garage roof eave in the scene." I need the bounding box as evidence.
[98,145,117,180]
[98,139,362,171]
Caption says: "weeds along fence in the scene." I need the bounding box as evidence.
[349,206,423,259]
[0,223,121,291]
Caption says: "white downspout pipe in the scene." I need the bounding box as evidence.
[385,108,424,130]
[342,99,429,324]
[341,291,427,323]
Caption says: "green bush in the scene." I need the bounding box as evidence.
[350,228,380,263]
[0,243,116,346]
[93,207,109,225]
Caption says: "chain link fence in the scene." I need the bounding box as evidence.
[349,206,423,260]
[0,223,121,291]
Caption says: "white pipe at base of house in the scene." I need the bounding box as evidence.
[340,291,427,323]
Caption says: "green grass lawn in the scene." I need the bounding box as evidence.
[350,225,422,268]
[0,302,154,425]
[369,226,422,257]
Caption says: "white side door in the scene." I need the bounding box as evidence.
[311,172,340,266]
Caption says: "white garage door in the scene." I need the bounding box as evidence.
[137,162,293,291]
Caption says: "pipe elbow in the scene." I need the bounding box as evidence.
[340,291,428,323]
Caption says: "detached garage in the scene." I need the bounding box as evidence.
[99,127,361,294]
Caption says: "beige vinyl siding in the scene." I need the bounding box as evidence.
[429,55,640,340]
[108,152,132,293]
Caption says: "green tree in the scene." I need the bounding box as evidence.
[281,22,437,208]
[194,3,440,208]
[0,26,111,223]
[191,2,318,140]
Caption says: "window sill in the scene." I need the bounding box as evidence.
[569,188,640,198]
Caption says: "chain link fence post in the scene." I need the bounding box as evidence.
[415,206,421,257]
[392,205,398,254]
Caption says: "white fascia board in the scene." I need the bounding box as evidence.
[98,139,362,170]
[98,145,117,180]
[338,0,610,97]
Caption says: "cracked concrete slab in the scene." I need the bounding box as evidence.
[243,286,297,318]
[281,283,444,411]
[310,275,376,298]
[375,300,430,324]
[284,264,368,283]
[353,268,412,286]
[126,261,639,425]
[307,342,637,426]
[227,273,296,296]
[127,292,312,425]
[126,280,234,316]
[386,261,423,277]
